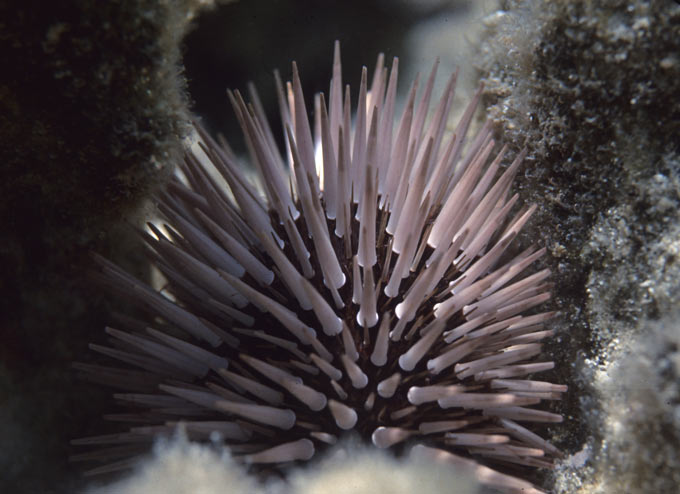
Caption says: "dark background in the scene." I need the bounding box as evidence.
[182,0,458,152]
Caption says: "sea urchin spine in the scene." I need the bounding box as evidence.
[74,43,565,494]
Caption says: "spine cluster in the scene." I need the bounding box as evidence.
[74,43,564,494]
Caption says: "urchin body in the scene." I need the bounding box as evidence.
[75,44,564,494]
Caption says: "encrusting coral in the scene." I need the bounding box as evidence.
[84,434,480,494]
[478,1,680,492]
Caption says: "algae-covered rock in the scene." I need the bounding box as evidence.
[0,1,210,491]
[478,1,680,491]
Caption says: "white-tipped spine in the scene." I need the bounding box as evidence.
[371,427,413,448]
[328,399,358,430]
[377,372,401,398]
[357,264,378,328]
[370,315,391,366]
[341,354,368,389]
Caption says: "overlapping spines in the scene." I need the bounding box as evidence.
[75,42,564,493]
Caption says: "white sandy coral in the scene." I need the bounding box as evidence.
[85,435,479,494]
[84,434,257,494]
[285,442,478,494]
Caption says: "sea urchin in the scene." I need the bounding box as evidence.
[74,43,565,494]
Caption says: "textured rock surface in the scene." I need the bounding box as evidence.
[478,0,680,491]
[0,1,208,491]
